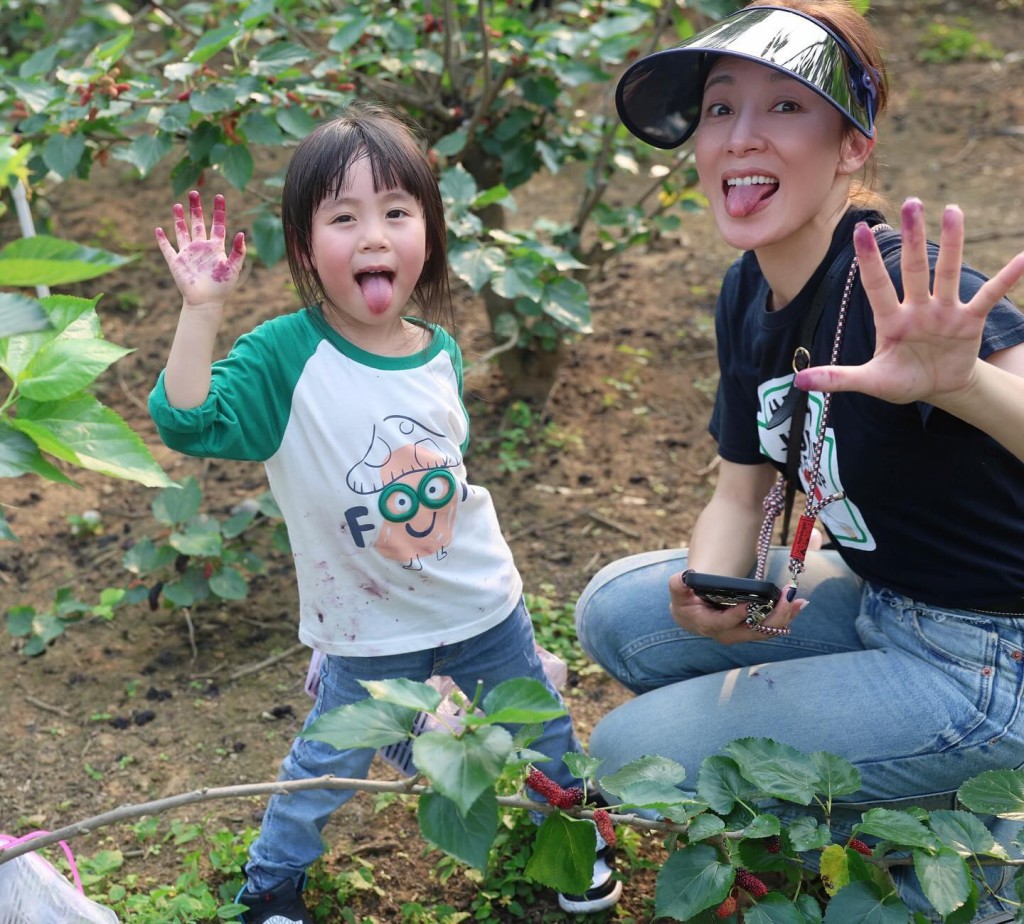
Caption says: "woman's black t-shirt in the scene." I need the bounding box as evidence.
[709,208,1024,609]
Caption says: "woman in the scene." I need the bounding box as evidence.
[578,2,1024,920]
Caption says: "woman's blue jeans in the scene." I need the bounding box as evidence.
[246,599,580,892]
[575,548,1024,921]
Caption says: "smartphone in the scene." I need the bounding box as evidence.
[682,571,782,612]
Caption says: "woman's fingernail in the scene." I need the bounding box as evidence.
[786,585,797,602]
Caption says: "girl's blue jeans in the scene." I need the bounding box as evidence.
[246,599,580,892]
[575,548,1024,922]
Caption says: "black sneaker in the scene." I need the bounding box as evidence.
[236,876,313,924]
[557,839,623,915]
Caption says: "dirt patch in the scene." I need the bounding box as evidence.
[3,1,1023,919]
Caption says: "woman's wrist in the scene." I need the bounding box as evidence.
[928,358,988,417]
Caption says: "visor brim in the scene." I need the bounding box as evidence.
[616,6,876,149]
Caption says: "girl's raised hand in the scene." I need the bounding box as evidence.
[796,198,1024,405]
[155,191,246,310]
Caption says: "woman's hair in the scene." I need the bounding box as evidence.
[746,0,889,206]
[281,102,453,329]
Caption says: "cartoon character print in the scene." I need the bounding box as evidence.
[347,414,467,570]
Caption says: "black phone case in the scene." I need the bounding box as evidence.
[682,571,782,610]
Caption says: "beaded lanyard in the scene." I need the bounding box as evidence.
[746,225,893,636]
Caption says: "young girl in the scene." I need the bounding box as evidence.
[149,104,621,923]
[580,2,1024,921]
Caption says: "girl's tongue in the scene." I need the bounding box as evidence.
[359,272,393,314]
[725,181,777,218]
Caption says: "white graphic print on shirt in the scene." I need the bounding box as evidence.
[757,374,876,551]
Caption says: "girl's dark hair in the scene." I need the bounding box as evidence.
[746,0,889,205]
[281,102,453,329]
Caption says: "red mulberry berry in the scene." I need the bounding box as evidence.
[735,868,768,899]
[548,787,580,810]
[527,769,567,806]
[765,834,781,854]
[593,809,617,847]
[847,838,872,856]
[715,895,738,918]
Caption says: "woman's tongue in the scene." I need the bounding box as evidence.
[359,272,393,314]
[725,181,776,218]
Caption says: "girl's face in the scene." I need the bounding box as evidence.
[694,56,866,255]
[310,154,428,345]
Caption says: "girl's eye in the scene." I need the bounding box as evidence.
[386,207,409,219]
[331,214,354,224]
[706,102,732,117]
[773,100,801,113]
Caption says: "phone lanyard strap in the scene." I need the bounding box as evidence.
[753,225,892,595]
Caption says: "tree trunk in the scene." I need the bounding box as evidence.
[460,144,564,402]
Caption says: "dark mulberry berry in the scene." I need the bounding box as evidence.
[735,867,768,899]
[847,838,872,856]
[715,895,738,918]
[765,834,781,854]
[560,786,584,807]
[593,809,617,847]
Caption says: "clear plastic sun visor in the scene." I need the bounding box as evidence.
[616,6,878,149]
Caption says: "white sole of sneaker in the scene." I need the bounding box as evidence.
[557,879,623,915]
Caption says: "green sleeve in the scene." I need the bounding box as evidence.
[435,327,471,454]
[148,311,321,462]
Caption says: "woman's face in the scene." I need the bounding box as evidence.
[694,56,861,254]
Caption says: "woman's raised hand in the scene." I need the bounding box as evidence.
[155,191,246,311]
[796,198,1024,405]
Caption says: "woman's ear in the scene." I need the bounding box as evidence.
[838,129,875,176]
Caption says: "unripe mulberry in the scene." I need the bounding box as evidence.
[765,834,781,854]
[735,867,768,899]
[847,838,872,856]
[715,895,738,918]
[593,809,617,847]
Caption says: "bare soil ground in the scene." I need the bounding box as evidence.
[3,2,1023,920]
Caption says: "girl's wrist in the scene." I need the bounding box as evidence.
[181,298,227,314]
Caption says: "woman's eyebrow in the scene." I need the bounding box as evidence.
[704,73,733,90]
[704,70,802,90]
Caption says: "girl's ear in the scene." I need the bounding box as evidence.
[838,130,875,176]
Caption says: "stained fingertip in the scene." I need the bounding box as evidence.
[941,204,963,231]
[902,197,924,221]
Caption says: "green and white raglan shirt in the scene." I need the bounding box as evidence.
[148,307,522,656]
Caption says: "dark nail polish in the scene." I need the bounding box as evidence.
[786,586,797,602]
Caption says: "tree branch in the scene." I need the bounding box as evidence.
[0,774,691,867]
